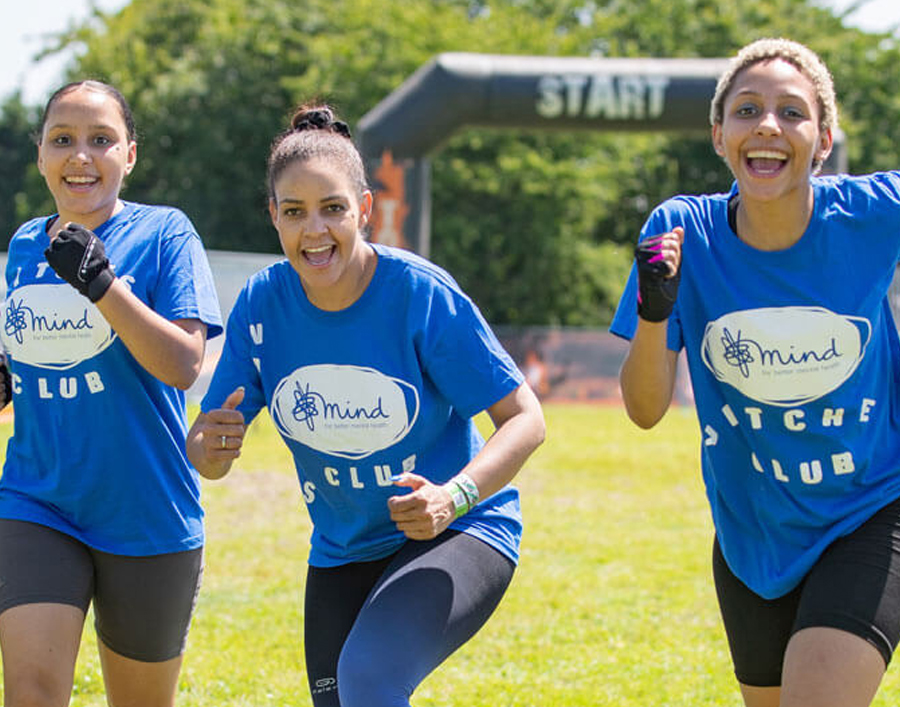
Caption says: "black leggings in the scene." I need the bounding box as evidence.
[304,530,515,707]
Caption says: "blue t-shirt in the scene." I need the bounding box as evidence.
[202,243,524,567]
[0,202,223,555]
[611,172,900,599]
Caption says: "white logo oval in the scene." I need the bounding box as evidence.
[2,284,116,369]
[270,364,419,459]
[701,307,870,406]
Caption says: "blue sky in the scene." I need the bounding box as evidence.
[2,0,898,106]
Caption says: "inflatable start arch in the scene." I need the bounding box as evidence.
[356,53,845,256]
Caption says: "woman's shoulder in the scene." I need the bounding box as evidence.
[7,217,53,262]
[655,190,731,217]
[241,258,293,296]
[9,216,50,244]
[119,201,197,234]
[642,190,730,239]
[371,242,465,296]
[220,259,291,323]
[813,171,900,215]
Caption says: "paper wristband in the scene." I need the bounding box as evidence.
[454,473,480,508]
[446,481,470,519]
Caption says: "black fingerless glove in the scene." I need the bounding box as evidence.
[44,223,116,303]
[635,234,680,322]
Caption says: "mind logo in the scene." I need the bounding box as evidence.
[701,307,870,407]
[1,284,116,369]
[270,364,420,459]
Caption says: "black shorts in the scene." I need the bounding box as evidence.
[713,496,900,687]
[0,519,203,662]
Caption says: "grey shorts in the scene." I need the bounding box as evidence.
[0,519,203,662]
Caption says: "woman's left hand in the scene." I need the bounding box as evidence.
[388,473,455,540]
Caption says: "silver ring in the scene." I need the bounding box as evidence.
[220,435,227,449]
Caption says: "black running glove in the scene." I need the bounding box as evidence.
[635,234,680,322]
[44,223,116,303]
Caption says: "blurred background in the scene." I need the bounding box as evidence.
[3,0,899,403]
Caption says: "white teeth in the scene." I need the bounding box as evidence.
[747,150,787,160]
[305,245,332,253]
[65,176,97,184]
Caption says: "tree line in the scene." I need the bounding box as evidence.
[2,0,899,326]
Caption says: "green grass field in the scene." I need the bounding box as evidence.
[3,404,900,706]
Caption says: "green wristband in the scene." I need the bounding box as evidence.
[454,473,480,508]
[446,481,469,518]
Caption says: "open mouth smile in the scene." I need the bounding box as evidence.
[303,244,336,267]
[745,150,788,176]
[63,175,100,190]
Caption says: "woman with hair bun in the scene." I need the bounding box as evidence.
[613,38,900,707]
[0,80,222,706]
[187,103,545,707]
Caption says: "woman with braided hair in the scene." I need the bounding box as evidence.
[613,38,900,707]
[187,103,545,707]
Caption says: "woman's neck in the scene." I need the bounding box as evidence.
[305,243,378,312]
[48,199,124,239]
[735,186,815,252]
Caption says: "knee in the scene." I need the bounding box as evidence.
[3,671,72,707]
[337,648,410,707]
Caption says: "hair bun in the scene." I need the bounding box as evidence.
[293,108,352,139]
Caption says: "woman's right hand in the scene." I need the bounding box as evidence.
[635,226,684,322]
[620,227,685,428]
[186,387,246,479]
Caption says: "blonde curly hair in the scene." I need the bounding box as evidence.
[710,38,838,136]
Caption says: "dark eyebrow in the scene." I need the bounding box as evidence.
[279,195,347,205]
[46,123,119,132]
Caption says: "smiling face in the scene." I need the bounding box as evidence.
[37,86,137,232]
[269,157,374,311]
[712,58,832,206]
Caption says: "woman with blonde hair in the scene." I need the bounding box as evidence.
[613,38,900,707]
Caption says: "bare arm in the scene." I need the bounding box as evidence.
[619,322,680,428]
[95,278,207,390]
[620,225,684,428]
[43,223,209,389]
[457,381,546,499]
[388,382,546,540]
